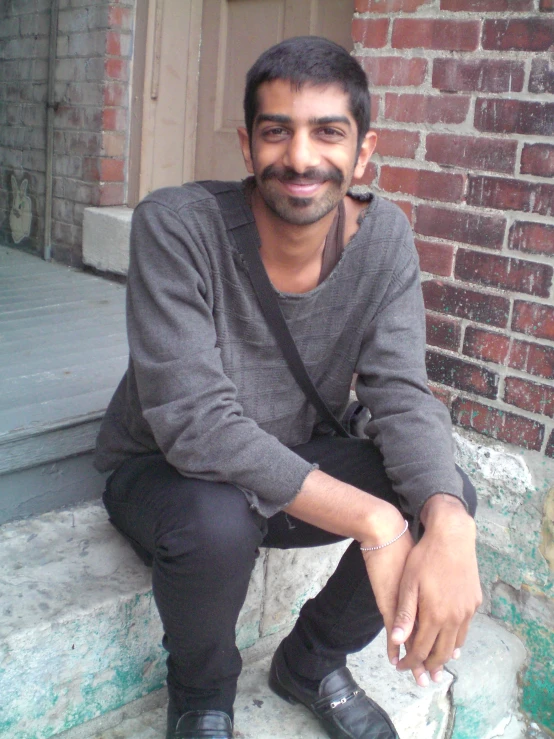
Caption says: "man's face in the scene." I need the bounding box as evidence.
[238,80,373,226]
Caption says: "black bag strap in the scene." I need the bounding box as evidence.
[198,180,349,438]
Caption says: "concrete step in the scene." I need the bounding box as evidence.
[1,501,529,739]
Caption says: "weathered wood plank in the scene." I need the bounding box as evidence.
[0,415,103,475]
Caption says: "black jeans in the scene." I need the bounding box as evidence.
[103,436,476,718]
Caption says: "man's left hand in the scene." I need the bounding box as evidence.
[390,495,482,686]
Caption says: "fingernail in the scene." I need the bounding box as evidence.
[433,670,443,683]
[452,648,461,660]
[390,656,399,666]
[391,627,405,641]
[418,673,429,688]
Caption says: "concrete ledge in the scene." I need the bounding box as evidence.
[83,207,133,276]
[0,502,349,739]
[0,501,529,739]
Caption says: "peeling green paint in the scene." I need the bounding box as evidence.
[491,591,554,731]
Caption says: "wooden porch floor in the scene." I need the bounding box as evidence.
[0,246,128,521]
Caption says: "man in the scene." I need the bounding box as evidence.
[96,37,481,739]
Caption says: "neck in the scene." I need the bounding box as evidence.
[251,187,338,273]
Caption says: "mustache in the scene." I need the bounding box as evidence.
[260,164,344,186]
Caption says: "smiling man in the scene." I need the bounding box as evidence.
[95,37,481,739]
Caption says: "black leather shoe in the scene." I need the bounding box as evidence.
[167,708,233,739]
[269,642,399,739]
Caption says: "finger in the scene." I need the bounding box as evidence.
[397,621,439,672]
[424,627,458,673]
[391,578,419,651]
[411,664,430,688]
[454,617,471,651]
[451,648,461,660]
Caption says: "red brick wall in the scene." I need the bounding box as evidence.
[353,1,554,458]
[1,0,134,266]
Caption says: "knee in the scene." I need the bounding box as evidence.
[154,482,263,574]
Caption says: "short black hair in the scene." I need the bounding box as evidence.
[244,36,371,149]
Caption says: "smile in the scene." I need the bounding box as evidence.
[278,180,325,197]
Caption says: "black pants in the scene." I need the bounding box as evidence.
[103,436,477,718]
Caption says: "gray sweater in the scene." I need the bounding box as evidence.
[95,182,463,520]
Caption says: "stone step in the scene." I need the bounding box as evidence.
[1,501,529,739]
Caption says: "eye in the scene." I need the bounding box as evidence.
[317,127,345,141]
[261,126,289,141]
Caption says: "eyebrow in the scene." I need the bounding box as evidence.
[255,114,352,128]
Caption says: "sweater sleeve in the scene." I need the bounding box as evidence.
[355,227,464,525]
[126,197,314,515]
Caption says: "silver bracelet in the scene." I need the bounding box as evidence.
[359,519,409,552]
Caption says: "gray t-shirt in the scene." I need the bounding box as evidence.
[95,182,463,520]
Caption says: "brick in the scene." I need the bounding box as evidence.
[101,131,126,157]
[432,59,524,94]
[108,6,134,31]
[380,166,465,203]
[392,19,480,51]
[508,340,554,379]
[100,157,125,182]
[452,398,544,451]
[355,0,431,10]
[104,58,129,81]
[426,313,462,351]
[425,134,516,175]
[482,19,554,52]
[98,181,125,206]
[546,430,554,458]
[385,94,470,125]
[102,107,127,131]
[67,31,106,58]
[415,238,454,277]
[468,176,554,218]
[416,205,505,249]
[422,280,510,327]
[352,18,389,48]
[103,81,127,107]
[508,222,554,256]
[374,128,419,159]
[441,0,533,8]
[504,377,554,418]
[512,301,554,342]
[82,157,100,182]
[529,59,554,94]
[427,350,498,398]
[106,30,121,56]
[541,0,554,10]
[520,145,554,178]
[463,326,510,364]
[63,130,102,156]
[455,249,552,298]
[362,57,427,87]
[475,99,554,137]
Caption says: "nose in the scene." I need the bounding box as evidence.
[283,130,321,173]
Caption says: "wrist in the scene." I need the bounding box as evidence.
[420,493,475,540]
[360,503,407,549]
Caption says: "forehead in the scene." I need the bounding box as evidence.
[254,79,353,124]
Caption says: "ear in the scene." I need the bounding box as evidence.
[11,175,17,193]
[21,179,28,196]
[353,130,378,181]
[237,127,254,174]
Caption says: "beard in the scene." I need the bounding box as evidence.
[255,163,348,226]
